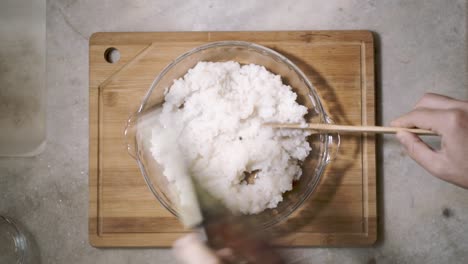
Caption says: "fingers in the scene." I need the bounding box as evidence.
[392,93,468,188]
[216,248,234,258]
[396,131,443,176]
[414,93,457,109]
[391,93,468,132]
[216,248,236,263]
[390,108,445,134]
[173,234,221,264]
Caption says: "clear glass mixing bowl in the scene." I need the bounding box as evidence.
[126,41,340,228]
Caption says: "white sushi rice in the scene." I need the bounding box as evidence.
[150,61,311,214]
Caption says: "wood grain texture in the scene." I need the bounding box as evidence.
[89,31,376,247]
[270,123,436,135]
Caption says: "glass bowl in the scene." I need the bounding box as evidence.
[126,41,340,228]
[0,216,28,264]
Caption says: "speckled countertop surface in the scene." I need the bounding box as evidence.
[0,0,467,263]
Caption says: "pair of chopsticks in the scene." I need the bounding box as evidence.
[268,123,437,136]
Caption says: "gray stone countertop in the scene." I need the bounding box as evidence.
[1,0,467,263]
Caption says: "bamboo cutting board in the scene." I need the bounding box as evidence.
[89,31,376,247]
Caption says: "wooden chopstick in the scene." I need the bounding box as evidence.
[268,123,438,136]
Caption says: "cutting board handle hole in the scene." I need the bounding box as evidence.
[104,47,120,64]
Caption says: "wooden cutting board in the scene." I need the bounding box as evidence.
[89,31,376,247]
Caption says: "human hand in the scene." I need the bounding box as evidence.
[391,93,468,189]
[173,233,233,264]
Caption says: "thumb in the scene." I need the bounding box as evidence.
[396,131,442,176]
[173,234,220,264]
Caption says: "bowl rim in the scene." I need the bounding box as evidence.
[132,40,336,227]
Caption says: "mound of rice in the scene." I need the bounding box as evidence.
[150,61,311,214]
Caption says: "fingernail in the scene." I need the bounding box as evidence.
[395,131,405,143]
[216,248,234,258]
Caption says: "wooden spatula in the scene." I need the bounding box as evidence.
[269,123,438,136]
